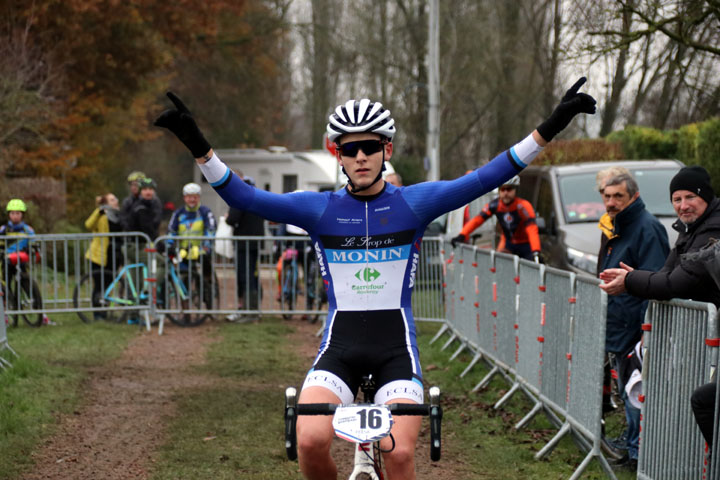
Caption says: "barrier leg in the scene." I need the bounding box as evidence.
[449,342,466,361]
[494,382,520,409]
[0,355,12,369]
[441,332,458,351]
[459,353,482,378]
[535,422,571,460]
[568,448,618,480]
[515,401,543,430]
[472,365,499,392]
[429,323,449,345]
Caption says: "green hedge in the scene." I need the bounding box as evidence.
[605,118,720,193]
[696,118,720,194]
[605,125,678,160]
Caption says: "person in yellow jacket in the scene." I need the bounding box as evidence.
[84,193,122,320]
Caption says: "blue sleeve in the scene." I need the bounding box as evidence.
[213,173,328,232]
[402,149,522,222]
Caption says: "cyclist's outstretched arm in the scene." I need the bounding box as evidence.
[154,92,326,232]
[402,77,596,222]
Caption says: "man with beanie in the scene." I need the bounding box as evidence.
[599,165,720,449]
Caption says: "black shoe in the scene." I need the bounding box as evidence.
[610,454,638,472]
[601,436,626,460]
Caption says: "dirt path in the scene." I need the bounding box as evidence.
[22,319,464,479]
[21,325,217,480]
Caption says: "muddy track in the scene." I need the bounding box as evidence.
[21,319,465,479]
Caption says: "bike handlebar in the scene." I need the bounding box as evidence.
[284,386,443,462]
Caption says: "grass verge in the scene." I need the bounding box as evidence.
[0,313,136,479]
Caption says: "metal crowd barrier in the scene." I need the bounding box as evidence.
[436,243,615,480]
[639,298,718,480]
[0,233,155,329]
[0,288,17,369]
[0,233,445,335]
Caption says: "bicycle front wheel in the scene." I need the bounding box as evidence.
[9,274,43,327]
[73,271,126,323]
[305,261,324,324]
[281,266,295,320]
[166,271,209,327]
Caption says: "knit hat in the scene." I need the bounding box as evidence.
[669,166,715,204]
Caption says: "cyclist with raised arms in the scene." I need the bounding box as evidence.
[155,78,596,480]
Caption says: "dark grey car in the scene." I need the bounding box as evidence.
[517,160,683,276]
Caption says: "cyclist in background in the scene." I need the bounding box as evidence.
[0,199,53,325]
[166,182,216,280]
[0,199,35,260]
[155,78,596,479]
[451,175,541,262]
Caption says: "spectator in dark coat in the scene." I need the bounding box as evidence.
[595,172,670,470]
[126,178,162,241]
[226,176,265,321]
[600,165,720,448]
[120,171,162,232]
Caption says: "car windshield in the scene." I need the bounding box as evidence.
[560,168,680,223]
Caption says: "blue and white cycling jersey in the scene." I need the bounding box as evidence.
[200,133,542,403]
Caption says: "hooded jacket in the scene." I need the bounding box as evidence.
[597,197,669,354]
[625,197,720,308]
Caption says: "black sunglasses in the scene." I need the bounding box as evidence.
[338,139,386,157]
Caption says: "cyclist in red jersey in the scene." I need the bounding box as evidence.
[452,176,541,262]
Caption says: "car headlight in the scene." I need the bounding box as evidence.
[566,247,598,274]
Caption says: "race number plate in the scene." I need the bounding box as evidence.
[332,405,394,443]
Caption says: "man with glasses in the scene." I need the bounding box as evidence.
[155,78,595,480]
[451,175,541,262]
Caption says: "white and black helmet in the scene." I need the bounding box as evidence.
[182,182,202,195]
[502,176,520,187]
[327,99,396,143]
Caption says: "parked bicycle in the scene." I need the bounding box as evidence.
[304,251,327,323]
[1,245,43,327]
[284,376,442,479]
[72,247,217,327]
[280,242,327,322]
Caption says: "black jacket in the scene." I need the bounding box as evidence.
[120,194,162,232]
[126,198,161,241]
[625,197,720,307]
[227,207,265,248]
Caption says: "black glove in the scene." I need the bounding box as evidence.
[451,234,465,248]
[154,92,212,158]
[536,77,596,142]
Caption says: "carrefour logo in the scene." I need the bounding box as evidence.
[355,267,381,282]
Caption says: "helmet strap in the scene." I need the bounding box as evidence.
[345,150,386,194]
